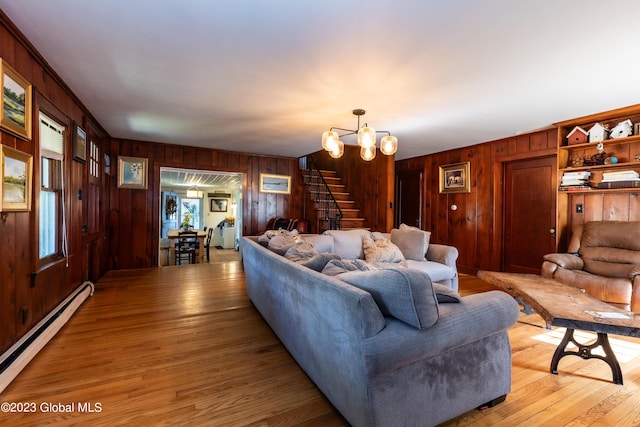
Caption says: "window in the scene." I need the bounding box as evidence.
[89,139,99,178]
[39,113,67,260]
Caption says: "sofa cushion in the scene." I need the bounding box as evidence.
[362,235,405,263]
[324,229,373,259]
[391,226,431,261]
[321,259,372,276]
[300,234,334,253]
[338,269,439,329]
[405,260,455,284]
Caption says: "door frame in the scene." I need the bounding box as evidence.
[491,150,557,271]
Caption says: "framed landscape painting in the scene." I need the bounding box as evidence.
[0,59,32,140]
[260,173,291,194]
[0,145,33,211]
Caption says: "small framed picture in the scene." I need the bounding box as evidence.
[439,162,471,194]
[73,121,87,163]
[1,58,32,140]
[0,145,33,211]
[117,156,148,189]
[260,173,291,194]
[210,198,228,212]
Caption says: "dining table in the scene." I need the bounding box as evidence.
[166,229,208,264]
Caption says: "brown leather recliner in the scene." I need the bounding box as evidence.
[542,221,640,311]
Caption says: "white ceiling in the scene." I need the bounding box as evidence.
[2,1,640,160]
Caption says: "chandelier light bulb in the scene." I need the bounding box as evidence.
[360,145,376,161]
[329,140,344,158]
[380,135,398,155]
[322,130,339,152]
[357,126,376,149]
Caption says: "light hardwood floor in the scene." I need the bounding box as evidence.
[3,254,640,426]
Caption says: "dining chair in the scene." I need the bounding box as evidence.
[204,227,214,262]
[175,231,199,265]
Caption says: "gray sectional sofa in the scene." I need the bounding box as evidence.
[241,230,520,427]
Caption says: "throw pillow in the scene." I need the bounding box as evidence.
[362,235,405,263]
[391,224,431,261]
[338,269,439,329]
[432,283,462,303]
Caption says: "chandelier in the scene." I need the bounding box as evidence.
[321,109,398,161]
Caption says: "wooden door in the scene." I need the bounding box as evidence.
[503,156,557,273]
[395,170,423,228]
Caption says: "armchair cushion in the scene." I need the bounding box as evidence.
[543,253,584,270]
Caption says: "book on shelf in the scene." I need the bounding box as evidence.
[601,170,639,182]
[562,171,591,179]
[558,185,592,191]
[596,180,640,189]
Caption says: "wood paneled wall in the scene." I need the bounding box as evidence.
[396,129,557,274]
[0,13,109,353]
[108,139,303,269]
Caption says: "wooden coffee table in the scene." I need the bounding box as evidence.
[477,270,640,385]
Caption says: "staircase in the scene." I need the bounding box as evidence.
[302,168,367,233]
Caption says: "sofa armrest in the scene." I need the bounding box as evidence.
[426,244,458,269]
[542,253,584,270]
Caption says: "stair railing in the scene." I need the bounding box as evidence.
[300,155,343,230]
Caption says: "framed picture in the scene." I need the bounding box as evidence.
[210,198,228,212]
[73,121,87,163]
[117,156,148,189]
[260,173,291,194]
[439,162,471,194]
[0,59,32,140]
[0,145,33,211]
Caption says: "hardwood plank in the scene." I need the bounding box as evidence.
[2,270,640,426]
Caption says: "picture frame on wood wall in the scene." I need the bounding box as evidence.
[260,173,291,194]
[72,121,87,163]
[117,156,148,189]
[210,198,228,212]
[0,145,33,211]
[0,58,32,140]
[439,162,471,194]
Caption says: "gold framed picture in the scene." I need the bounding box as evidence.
[439,162,471,194]
[0,59,32,140]
[73,121,87,163]
[117,156,148,189]
[259,173,291,194]
[0,145,33,211]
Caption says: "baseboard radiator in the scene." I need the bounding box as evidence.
[0,281,95,394]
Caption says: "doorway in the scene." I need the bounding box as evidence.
[503,156,557,273]
[159,167,243,266]
[395,170,423,228]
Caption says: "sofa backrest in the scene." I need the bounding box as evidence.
[579,221,640,278]
[323,229,373,259]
